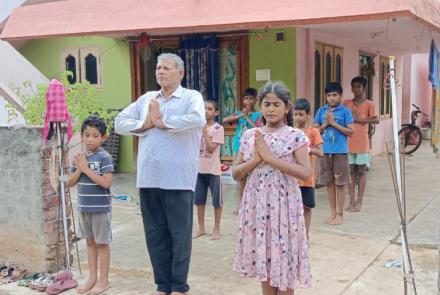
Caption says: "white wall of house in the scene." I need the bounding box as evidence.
[295,27,430,155]
[0,97,24,125]
[0,40,48,126]
[0,0,50,126]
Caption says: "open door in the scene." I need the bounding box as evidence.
[130,34,249,164]
[218,35,249,163]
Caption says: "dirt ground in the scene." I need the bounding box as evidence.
[0,142,438,295]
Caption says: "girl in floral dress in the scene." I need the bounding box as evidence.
[232,81,312,295]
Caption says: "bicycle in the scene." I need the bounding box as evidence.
[398,104,428,155]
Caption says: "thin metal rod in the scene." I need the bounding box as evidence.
[388,56,404,230]
[388,57,415,295]
[401,152,407,224]
[56,123,70,269]
[388,56,408,295]
[56,180,61,272]
[400,148,417,295]
[385,143,404,221]
[68,195,82,274]
[62,148,82,274]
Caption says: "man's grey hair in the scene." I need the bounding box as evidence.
[157,53,185,71]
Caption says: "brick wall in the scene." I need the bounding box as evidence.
[0,126,73,272]
[41,145,73,272]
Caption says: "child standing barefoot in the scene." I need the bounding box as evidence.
[343,76,378,212]
[314,82,353,225]
[193,100,225,240]
[67,116,114,295]
[232,82,312,295]
[294,98,323,238]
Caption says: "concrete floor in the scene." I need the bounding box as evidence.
[0,142,439,295]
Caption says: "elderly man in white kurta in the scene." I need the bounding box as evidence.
[115,53,205,295]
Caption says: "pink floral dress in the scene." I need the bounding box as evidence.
[233,126,312,291]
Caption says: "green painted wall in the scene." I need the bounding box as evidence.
[20,36,134,172]
[249,28,297,98]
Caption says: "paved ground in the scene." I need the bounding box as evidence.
[0,142,439,295]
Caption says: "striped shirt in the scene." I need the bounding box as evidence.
[71,148,114,213]
[115,85,206,190]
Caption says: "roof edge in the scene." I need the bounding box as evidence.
[0,10,415,41]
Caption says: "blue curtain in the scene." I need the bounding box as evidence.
[178,35,219,102]
[429,39,440,89]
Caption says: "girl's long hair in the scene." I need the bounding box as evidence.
[258,81,294,127]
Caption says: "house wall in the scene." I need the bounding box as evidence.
[19,37,134,172]
[410,53,432,126]
[0,40,48,126]
[0,98,24,125]
[249,28,297,97]
[296,27,408,155]
[0,126,73,272]
[0,99,8,124]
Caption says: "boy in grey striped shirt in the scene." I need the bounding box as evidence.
[67,116,114,295]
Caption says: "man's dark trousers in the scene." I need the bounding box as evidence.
[140,188,193,293]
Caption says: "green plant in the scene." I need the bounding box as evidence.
[7,72,117,132]
[5,101,20,124]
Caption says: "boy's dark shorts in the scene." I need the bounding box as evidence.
[195,173,222,208]
[318,153,351,186]
[300,186,315,209]
[349,164,367,175]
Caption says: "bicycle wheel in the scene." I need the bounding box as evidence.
[398,126,422,154]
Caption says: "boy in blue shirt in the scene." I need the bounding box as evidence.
[314,82,354,225]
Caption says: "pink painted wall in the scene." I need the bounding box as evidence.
[402,55,412,125]
[296,27,408,155]
[410,53,432,126]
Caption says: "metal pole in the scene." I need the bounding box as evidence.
[56,123,71,269]
[388,56,417,295]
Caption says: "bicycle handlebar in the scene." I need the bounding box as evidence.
[412,104,428,117]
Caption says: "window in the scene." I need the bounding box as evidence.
[379,56,392,118]
[314,50,321,113]
[359,53,375,100]
[314,42,343,111]
[62,49,79,85]
[218,35,249,162]
[84,53,98,84]
[80,48,101,87]
[65,55,78,84]
[61,47,102,87]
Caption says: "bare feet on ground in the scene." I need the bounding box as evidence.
[76,279,96,294]
[87,281,109,295]
[151,292,169,295]
[345,204,356,212]
[329,214,343,225]
[192,228,206,239]
[211,228,221,240]
[326,214,336,224]
[354,202,362,212]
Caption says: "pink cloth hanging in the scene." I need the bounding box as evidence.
[43,79,73,143]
